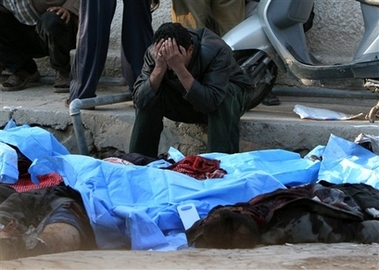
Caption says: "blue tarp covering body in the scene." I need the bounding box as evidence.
[0,120,69,184]
[28,153,293,250]
[1,121,378,250]
[318,134,379,188]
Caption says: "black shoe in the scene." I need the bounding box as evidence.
[262,92,280,106]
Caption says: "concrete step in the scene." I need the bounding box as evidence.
[35,50,124,79]
[0,78,378,157]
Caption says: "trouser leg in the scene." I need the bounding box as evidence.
[0,12,46,74]
[129,99,165,158]
[28,205,85,257]
[69,0,116,102]
[121,0,153,89]
[211,0,245,36]
[207,83,244,153]
[0,189,93,259]
[171,0,210,30]
[129,86,207,158]
[36,11,78,73]
[35,223,81,254]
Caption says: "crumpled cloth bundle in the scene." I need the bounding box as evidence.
[165,155,227,180]
[354,133,379,155]
[186,181,379,249]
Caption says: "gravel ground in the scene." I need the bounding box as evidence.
[1,243,378,269]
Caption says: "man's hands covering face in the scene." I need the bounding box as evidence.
[154,38,167,72]
[151,37,194,93]
[154,38,188,72]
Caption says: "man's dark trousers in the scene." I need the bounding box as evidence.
[0,11,77,74]
[129,83,248,158]
[68,0,153,102]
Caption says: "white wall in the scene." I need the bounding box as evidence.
[38,0,364,84]
[109,0,365,84]
[110,0,364,62]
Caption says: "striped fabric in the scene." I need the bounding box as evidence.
[0,0,40,25]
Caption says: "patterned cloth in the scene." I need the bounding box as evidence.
[0,0,40,25]
[5,172,63,193]
[165,155,227,180]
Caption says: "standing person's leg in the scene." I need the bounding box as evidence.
[36,11,78,90]
[68,0,116,102]
[171,0,210,30]
[121,0,153,89]
[211,0,245,36]
[0,12,45,91]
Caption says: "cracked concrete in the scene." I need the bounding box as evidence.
[0,74,378,157]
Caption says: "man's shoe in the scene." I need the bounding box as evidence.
[1,70,40,91]
[262,91,280,106]
[53,71,70,93]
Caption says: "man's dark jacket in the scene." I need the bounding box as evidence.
[132,28,253,114]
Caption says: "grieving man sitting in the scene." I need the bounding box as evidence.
[129,22,255,158]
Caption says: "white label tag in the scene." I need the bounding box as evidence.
[177,203,200,230]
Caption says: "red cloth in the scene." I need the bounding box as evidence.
[5,172,63,193]
[166,155,227,180]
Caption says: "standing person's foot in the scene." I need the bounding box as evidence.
[1,70,40,91]
[262,91,280,106]
[64,98,70,108]
[53,70,70,93]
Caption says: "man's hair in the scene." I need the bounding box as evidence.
[153,22,193,50]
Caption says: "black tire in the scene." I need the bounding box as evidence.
[234,50,278,109]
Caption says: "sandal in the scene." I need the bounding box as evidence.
[1,70,40,91]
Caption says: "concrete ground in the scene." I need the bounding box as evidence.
[0,74,378,157]
[1,243,378,269]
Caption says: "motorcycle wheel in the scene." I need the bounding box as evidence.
[234,50,278,109]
